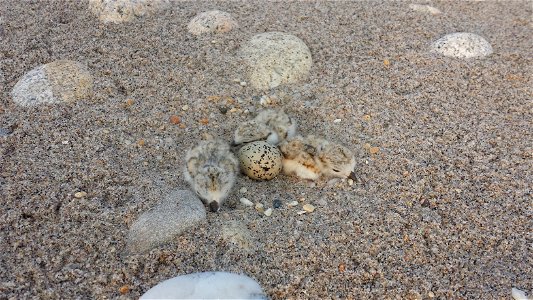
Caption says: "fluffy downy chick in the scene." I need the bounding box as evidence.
[184,139,238,212]
[279,135,356,181]
[233,109,297,146]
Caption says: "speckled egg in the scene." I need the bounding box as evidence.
[238,141,282,180]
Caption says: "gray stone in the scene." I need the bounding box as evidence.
[187,10,238,35]
[11,60,93,107]
[126,189,206,253]
[88,0,170,24]
[239,32,313,90]
[431,32,493,59]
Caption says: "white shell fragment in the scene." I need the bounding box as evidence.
[511,287,529,300]
[238,141,283,180]
[264,208,273,216]
[240,32,312,90]
[431,32,493,59]
[188,10,238,35]
[140,272,266,299]
[239,197,254,207]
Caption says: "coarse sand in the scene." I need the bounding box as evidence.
[0,1,531,299]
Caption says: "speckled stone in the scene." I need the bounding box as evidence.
[239,32,312,90]
[187,10,238,35]
[88,0,170,23]
[431,32,493,59]
[126,189,206,254]
[11,60,93,107]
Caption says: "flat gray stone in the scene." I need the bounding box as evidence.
[126,189,206,254]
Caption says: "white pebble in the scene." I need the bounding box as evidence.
[303,204,315,213]
[240,81,247,86]
[287,201,299,207]
[74,191,87,198]
[239,198,254,207]
[333,119,342,123]
[255,203,264,212]
[296,210,307,215]
[239,187,248,194]
[512,287,529,300]
[348,179,354,186]
[182,105,189,111]
[264,208,272,216]
[61,140,69,145]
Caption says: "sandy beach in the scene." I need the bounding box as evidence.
[0,1,531,299]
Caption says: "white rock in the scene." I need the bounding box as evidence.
[409,4,442,15]
[264,208,273,216]
[239,187,248,194]
[11,60,93,107]
[88,0,170,24]
[239,197,254,206]
[140,272,266,299]
[512,288,529,300]
[431,32,493,59]
[126,189,206,253]
[187,10,238,35]
[240,32,312,90]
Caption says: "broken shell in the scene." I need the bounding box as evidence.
[264,208,272,216]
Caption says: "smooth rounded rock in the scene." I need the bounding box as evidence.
[238,141,282,180]
[140,272,266,299]
[11,60,93,107]
[126,189,206,254]
[88,0,170,23]
[187,10,238,35]
[239,32,312,90]
[431,32,493,59]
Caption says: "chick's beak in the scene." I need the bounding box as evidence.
[348,171,357,181]
[209,201,220,213]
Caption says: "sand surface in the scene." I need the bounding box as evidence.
[1,1,531,299]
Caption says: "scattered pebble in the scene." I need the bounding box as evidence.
[240,81,247,86]
[362,114,371,121]
[264,208,273,217]
[239,187,248,194]
[74,191,87,198]
[369,146,380,154]
[383,59,391,66]
[169,115,181,124]
[511,287,529,300]
[333,119,342,123]
[181,105,189,111]
[119,285,129,295]
[428,291,435,298]
[431,32,493,59]
[187,10,238,35]
[199,118,209,125]
[303,204,315,213]
[11,60,93,107]
[273,199,282,209]
[348,178,354,186]
[287,201,299,207]
[296,210,307,215]
[61,140,69,145]
[239,32,313,90]
[239,197,254,207]
[255,202,264,212]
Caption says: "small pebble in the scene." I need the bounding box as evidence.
[303,204,315,213]
[348,179,354,186]
[61,140,69,145]
[369,146,380,154]
[239,198,254,207]
[428,291,435,298]
[273,199,282,209]
[287,201,299,207]
[239,187,248,194]
[264,208,272,216]
[296,210,307,215]
[169,115,181,124]
[119,285,129,295]
[255,203,264,212]
[333,119,342,123]
[240,81,247,86]
[181,105,189,111]
[74,191,87,198]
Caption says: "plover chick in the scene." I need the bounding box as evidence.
[232,109,297,146]
[279,136,321,180]
[280,135,356,181]
[184,139,238,212]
